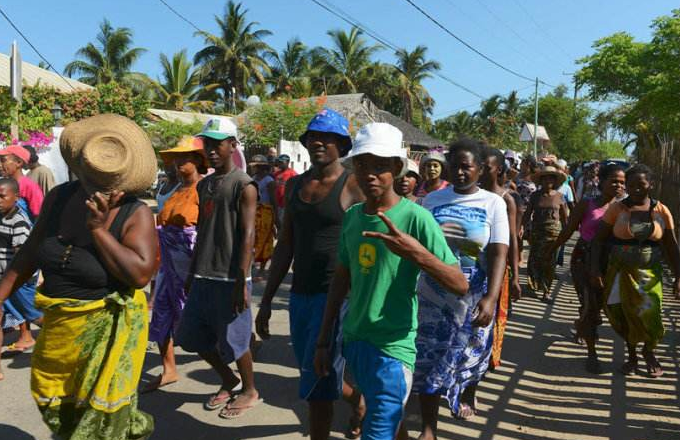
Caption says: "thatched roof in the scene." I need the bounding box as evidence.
[235,93,444,150]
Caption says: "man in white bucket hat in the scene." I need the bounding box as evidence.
[314,122,468,439]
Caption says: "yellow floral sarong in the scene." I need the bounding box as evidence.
[254,203,275,263]
[31,289,154,440]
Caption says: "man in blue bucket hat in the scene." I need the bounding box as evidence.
[256,108,367,439]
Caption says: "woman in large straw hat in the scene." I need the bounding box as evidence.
[143,136,207,393]
[0,114,158,439]
[522,165,568,301]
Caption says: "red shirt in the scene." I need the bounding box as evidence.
[274,168,298,208]
[18,175,44,218]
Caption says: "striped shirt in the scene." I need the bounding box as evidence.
[0,207,32,274]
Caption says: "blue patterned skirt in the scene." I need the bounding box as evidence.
[413,267,494,413]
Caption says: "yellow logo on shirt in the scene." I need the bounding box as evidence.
[358,243,376,274]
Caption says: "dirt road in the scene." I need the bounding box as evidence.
[1,242,679,439]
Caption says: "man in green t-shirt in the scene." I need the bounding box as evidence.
[314,123,468,439]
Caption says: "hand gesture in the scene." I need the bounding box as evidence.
[232,277,249,314]
[255,303,272,340]
[362,212,423,260]
[85,191,125,230]
[473,296,496,327]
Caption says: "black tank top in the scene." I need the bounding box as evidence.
[36,182,144,299]
[287,170,349,295]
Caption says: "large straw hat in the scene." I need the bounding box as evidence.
[533,165,566,186]
[60,114,158,195]
[159,136,209,169]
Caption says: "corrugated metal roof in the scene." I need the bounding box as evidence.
[147,108,233,125]
[0,52,92,92]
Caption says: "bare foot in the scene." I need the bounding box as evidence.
[219,390,262,419]
[140,372,179,394]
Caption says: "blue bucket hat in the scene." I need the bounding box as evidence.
[299,108,352,157]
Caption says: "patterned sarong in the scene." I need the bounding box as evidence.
[491,267,510,368]
[603,246,665,348]
[148,225,197,344]
[254,203,275,263]
[31,289,153,440]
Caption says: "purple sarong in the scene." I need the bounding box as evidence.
[149,225,197,344]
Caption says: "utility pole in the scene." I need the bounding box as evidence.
[533,77,539,158]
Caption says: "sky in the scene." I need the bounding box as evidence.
[1,0,677,119]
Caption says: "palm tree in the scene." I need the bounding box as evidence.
[193,1,272,104]
[315,27,382,93]
[267,38,312,97]
[148,50,217,111]
[394,45,441,124]
[64,19,146,86]
[501,90,523,119]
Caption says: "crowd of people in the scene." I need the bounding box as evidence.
[0,108,677,440]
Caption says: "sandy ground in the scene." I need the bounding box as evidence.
[1,241,679,440]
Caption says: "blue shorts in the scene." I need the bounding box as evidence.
[2,278,42,328]
[289,292,345,401]
[176,278,252,364]
[344,340,413,440]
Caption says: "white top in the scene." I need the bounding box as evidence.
[422,187,509,273]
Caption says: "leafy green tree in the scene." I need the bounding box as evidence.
[267,38,313,97]
[314,27,382,93]
[64,19,147,87]
[520,85,596,161]
[148,50,217,111]
[145,119,204,152]
[432,111,480,143]
[194,1,272,104]
[393,45,440,124]
[238,98,323,148]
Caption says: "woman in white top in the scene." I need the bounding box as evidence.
[413,138,509,437]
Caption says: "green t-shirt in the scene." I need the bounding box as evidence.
[338,197,457,370]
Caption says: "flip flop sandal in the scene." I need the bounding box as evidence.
[205,390,235,411]
[642,350,663,378]
[218,398,263,419]
[454,403,476,420]
[2,342,34,353]
[140,376,178,394]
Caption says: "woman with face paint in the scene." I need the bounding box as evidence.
[591,164,680,377]
[414,152,449,198]
[523,166,569,302]
[413,138,509,434]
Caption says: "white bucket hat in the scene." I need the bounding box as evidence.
[343,123,408,177]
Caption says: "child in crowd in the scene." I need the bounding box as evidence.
[0,178,40,380]
[314,123,468,439]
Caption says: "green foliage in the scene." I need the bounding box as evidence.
[519,86,597,162]
[238,98,323,149]
[0,82,148,140]
[64,18,147,87]
[144,119,204,151]
[577,9,680,144]
[591,140,626,160]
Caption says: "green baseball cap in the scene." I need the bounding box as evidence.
[197,116,239,141]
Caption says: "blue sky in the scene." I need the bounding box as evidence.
[2,0,677,118]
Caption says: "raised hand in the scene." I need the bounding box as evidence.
[362,212,424,260]
[85,191,125,230]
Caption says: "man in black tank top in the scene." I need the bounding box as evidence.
[256,109,366,439]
